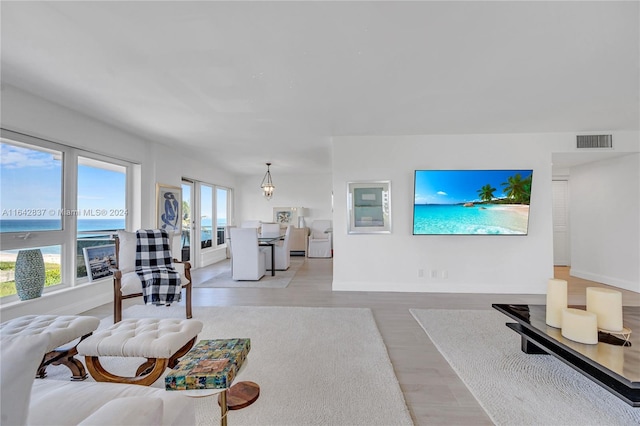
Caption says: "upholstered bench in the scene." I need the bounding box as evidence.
[0,314,100,380]
[77,318,203,386]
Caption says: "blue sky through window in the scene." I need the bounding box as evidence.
[1,142,62,218]
[1,142,125,221]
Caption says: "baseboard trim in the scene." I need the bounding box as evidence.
[570,269,639,293]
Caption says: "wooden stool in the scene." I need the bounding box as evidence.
[77,318,203,386]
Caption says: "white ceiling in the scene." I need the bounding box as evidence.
[1,1,638,175]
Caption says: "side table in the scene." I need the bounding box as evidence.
[181,380,259,425]
[165,339,260,426]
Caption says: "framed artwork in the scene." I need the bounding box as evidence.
[347,181,391,234]
[156,183,182,234]
[273,207,297,225]
[83,244,117,281]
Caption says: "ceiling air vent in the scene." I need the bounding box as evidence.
[576,134,613,149]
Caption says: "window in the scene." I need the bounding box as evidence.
[216,187,229,245]
[0,129,133,300]
[0,140,63,231]
[200,184,213,249]
[1,136,64,298]
[76,156,127,279]
[180,181,193,262]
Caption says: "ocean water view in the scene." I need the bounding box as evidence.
[0,219,125,255]
[0,218,125,233]
[1,218,228,255]
[413,204,530,235]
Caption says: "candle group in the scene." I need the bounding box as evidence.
[561,308,598,344]
[546,278,568,328]
[586,287,624,332]
[544,278,626,345]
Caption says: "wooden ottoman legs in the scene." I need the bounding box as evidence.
[37,332,94,381]
[84,336,197,386]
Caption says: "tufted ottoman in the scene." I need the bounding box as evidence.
[0,314,100,380]
[77,318,203,386]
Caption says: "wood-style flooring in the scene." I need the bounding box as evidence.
[82,259,639,425]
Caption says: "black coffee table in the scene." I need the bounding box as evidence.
[492,304,639,407]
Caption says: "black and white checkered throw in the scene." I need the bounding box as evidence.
[135,229,182,305]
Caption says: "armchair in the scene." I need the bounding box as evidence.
[230,227,267,280]
[308,220,332,258]
[265,225,292,270]
[113,230,192,323]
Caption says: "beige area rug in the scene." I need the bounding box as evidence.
[45,305,413,426]
[195,257,304,288]
[410,309,640,426]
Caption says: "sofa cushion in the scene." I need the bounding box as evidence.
[116,230,137,273]
[1,333,51,426]
[29,380,194,426]
[77,396,163,426]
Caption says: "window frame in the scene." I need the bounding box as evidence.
[0,129,136,302]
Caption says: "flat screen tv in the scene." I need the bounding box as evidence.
[413,169,533,235]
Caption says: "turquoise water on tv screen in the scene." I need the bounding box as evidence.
[413,204,530,235]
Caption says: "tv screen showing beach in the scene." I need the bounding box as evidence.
[413,170,533,235]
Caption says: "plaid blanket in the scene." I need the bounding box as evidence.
[135,229,182,305]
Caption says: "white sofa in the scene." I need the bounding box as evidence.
[1,333,194,426]
[29,380,194,426]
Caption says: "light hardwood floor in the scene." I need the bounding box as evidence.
[82,259,639,425]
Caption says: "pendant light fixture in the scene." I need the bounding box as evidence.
[261,162,275,200]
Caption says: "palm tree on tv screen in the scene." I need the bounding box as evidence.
[501,173,532,204]
[477,184,496,202]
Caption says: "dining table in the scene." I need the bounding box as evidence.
[257,234,284,276]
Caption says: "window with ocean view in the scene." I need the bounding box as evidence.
[76,156,126,279]
[216,187,229,245]
[200,184,213,249]
[0,130,133,300]
[1,137,64,298]
[179,180,231,266]
[0,140,63,232]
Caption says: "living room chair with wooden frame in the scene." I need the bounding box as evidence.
[112,230,192,323]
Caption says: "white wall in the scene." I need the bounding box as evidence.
[569,154,640,292]
[0,85,238,319]
[331,132,639,294]
[153,143,237,265]
[236,172,333,227]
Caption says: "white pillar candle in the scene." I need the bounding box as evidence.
[546,278,568,328]
[586,287,624,332]
[561,308,598,344]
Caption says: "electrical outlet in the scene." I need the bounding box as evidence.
[418,269,424,278]
[441,270,449,279]
[430,270,438,279]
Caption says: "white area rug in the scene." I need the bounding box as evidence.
[46,305,413,426]
[410,309,640,426]
[195,258,304,288]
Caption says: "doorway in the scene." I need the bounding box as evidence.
[552,179,570,266]
[181,179,194,263]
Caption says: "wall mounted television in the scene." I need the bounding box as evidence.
[413,169,533,235]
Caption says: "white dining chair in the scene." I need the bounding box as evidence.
[260,223,281,238]
[265,225,292,271]
[230,227,267,280]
